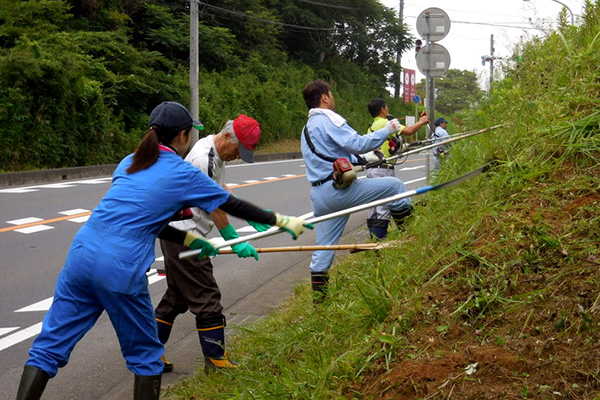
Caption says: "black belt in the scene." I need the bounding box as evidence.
[374,164,395,170]
[311,175,333,187]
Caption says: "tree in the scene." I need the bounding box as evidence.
[417,69,483,115]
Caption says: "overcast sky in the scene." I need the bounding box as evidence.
[380,0,585,89]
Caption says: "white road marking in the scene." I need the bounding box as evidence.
[263,177,279,180]
[59,209,92,223]
[0,322,43,351]
[148,274,166,285]
[15,225,54,234]
[0,178,111,195]
[59,209,90,215]
[67,216,89,223]
[15,298,53,313]
[399,166,425,171]
[73,178,111,184]
[226,158,305,168]
[0,327,19,337]
[40,183,76,189]
[7,218,53,233]
[243,180,260,183]
[0,188,39,193]
[7,217,44,225]
[404,177,427,185]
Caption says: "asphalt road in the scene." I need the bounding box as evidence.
[0,155,428,399]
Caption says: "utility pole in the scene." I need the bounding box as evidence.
[489,34,495,92]
[394,0,404,98]
[190,0,199,143]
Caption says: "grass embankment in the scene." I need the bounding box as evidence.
[163,5,600,399]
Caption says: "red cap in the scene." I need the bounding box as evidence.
[233,114,261,163]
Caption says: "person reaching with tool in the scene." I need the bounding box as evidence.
[364,98,429,239]
[300,80,430,300]
[432,117,450,170]
[155,115,266,373]
[15,101,312,400]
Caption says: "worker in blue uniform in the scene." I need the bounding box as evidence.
[300,80,429,300]
[15,101,312,400]
[432,117,450,170]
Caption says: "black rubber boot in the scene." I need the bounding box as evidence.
[366,218,389,240]
[311,272,329,304]
[155,317,174,373]
[196,314,239,371]
[390,206,413,230]
[133,374,161,400]
[16,365,50,400]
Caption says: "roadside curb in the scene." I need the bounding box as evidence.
[0,152,302,188]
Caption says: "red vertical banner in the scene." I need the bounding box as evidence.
[403,69,415,104]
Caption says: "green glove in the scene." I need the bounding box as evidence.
[247,219,271,232]
[219,224,259,260]
[247,208,272,232]
[184,232,219,259]
[274,213,314,240]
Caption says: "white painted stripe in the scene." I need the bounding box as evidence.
[282,174,297,177]
[68,216,89,223]
[399,166,425,171]
[16,297,53,313]
[243,180,260,184]
[148,274,165,285]
[226,158,304,168]
[263,177,279,180]
[75,178,111,184]
[59,209,90,215]
[0,327,19,337]
[0,188,39,193]
[0,322,43,351]
[225,183,237,187]
[7,217,44,225]
[15,225,54,234]
[39,183,76,189]
[404,177,427,185]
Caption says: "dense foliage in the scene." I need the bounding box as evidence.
[0,0,412,171]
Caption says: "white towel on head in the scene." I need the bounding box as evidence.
[308,108,346,128]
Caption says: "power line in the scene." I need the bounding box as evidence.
[297,0,357,10]
[197,1,335,31]
[404,15,541,30]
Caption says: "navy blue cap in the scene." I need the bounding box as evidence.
[149,101,203,131]
[434,117,448,126]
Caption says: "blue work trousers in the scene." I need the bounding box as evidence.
[26,224,163,377]
[309,176,411,273]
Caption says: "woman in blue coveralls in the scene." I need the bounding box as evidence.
[15,101,312,400]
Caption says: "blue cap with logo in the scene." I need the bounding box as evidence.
[149,101,203,131]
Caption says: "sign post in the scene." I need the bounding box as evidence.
[415,7,451,180]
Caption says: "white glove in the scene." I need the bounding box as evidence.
[361,151,383,164]
[385,118,401,135]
